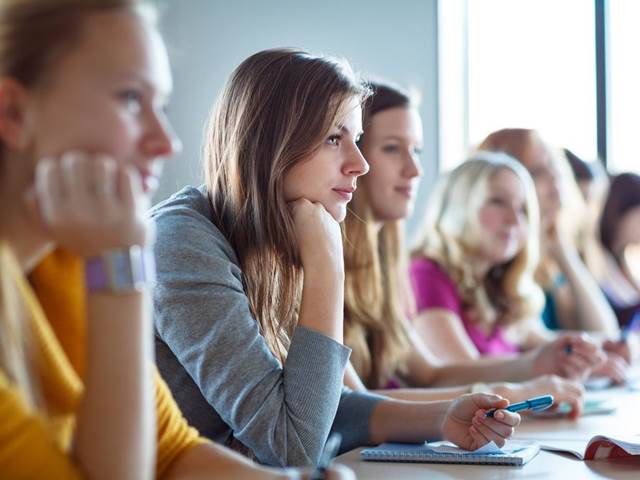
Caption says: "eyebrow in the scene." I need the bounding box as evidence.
[380,135,423,144]
[335,124,364,138]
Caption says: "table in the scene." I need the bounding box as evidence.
[336,379,640,479]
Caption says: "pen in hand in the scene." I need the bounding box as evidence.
[310,433,342,480]
[485,395,554,418]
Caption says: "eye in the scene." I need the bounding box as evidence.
[119,89,143,114]
[327,134,341,146]
[413,147,423,156]
[382,144,399,153]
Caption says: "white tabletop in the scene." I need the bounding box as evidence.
[336,376,640,479]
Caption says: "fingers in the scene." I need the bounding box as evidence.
[35,157,64,225]
[324,464,356,480]
[470,410,519,448]
[603,340,632,365]
[565,335,605,364]
[557,335,606,379]
[592,354,628,384]
[30,152,150,255]
[472,393,509,411]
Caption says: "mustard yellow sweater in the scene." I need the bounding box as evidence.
[0,248,205,478]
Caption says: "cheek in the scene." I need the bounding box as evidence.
[478,208,498,232]
[36,111,137,162]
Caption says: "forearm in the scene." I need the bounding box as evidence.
[369,399,450,444]
[298,267,344,342]
[74,291,154,480]
[164,443,294,480]
[426,352,537,386]
[372,387,468,402]
[557,249,619,335]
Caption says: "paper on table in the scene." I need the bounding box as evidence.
[425,440,534,455]
[424,441,502,455]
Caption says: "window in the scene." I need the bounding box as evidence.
[439,0,598,170]
[608,0,640,173]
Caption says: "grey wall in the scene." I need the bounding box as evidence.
[155,0,438,240]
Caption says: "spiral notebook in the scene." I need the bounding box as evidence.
[361,440,540,466]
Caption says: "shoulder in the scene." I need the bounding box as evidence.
[410,256,455,287]
[150,186,238,267]
[409,256,461,312]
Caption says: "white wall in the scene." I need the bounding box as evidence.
[155,0,439,240]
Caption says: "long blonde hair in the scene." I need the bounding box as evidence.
[343,81,415,388]
[203,49,370,362]
[0,0,153,408]
[412,152,544,331]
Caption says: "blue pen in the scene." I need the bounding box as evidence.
[485,394,554,418]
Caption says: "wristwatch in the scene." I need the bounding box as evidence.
[85,245,155,294]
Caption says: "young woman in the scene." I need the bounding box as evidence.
[151,49,520,468]
[477,129,619,335]
[342,82,585,416]
[477,129,630,379]
[0,1,352,478]
[598,173,640,330]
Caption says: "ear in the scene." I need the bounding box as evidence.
[0,77,32,151]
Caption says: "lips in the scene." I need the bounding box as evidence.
[333,186,355,201]
[394,186,414,198]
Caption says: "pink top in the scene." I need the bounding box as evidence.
[409,257,518,356]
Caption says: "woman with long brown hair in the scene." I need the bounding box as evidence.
[152,49,521,468]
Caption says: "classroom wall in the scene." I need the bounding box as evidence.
[156,0,439,240]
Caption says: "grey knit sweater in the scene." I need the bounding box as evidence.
[150,186,382,467]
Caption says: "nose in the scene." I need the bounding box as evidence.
[143,111,181,159]
[403,151,422,179]
[504,205,520,225]
[342,141,369,177]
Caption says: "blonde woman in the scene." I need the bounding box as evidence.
[478,129,629,382]
[410,153,606,378]
[151,50,521,468]
[342,82,585,415]
[0,1,353,478]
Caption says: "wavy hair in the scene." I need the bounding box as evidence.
[412,152,544,331]
[342,81,416,389]
[203,48,371,362]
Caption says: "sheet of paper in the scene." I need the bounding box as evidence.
[425,440,533,455]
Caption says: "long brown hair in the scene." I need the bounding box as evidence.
[343,81,413,389]
[203,48,370,362]
[0,0,153,409]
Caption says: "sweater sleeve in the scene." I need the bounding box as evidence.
[151,191,352,467]
[0,372,82,479]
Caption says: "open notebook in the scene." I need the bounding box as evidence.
[541,435,640,460]
[361,440,540,466]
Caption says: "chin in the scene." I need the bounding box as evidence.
[333,207,347,223]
